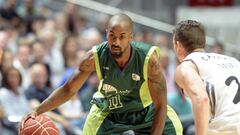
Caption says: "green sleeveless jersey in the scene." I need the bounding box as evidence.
[92,41,160,113]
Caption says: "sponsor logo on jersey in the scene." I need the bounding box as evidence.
[132,73,140,81]
[102,84,117,95]
[102,84,130,95]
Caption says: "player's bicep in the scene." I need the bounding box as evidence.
[148,52,167,106]
[148,52,163,83]
[175,61,206,98]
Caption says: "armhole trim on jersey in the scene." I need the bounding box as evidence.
[92,46,105,99]
[93,46,102,80]
[182,59,200,75]
[140,46,160,107]
[143,46,160,80]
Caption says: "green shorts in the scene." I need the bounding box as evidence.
[83,104,183,135]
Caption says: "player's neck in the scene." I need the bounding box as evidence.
[192,48,205,52]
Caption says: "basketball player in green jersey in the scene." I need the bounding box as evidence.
[20,14,182,135]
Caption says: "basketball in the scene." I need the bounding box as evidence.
[20,115,59,135]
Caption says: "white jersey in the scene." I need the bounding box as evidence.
[184,52,240,135]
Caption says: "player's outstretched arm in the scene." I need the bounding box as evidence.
[19,49,95,129]
[148,51,167,135]
[174,61,209,135]
[35,49,95,115]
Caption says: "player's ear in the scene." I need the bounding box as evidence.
[176,41,185,49]
[129,32,134,42]
[175,41,180,50]
[174,41,183,55]
[176,40,180,46]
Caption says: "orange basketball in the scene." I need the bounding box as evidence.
[20,115,59,135]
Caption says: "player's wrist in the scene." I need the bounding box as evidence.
[34,109,41,116]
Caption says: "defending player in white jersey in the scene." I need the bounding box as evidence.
[173,20,240,135]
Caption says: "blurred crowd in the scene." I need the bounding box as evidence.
[0,0,225,135]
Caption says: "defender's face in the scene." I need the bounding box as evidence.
[106,24,132,59]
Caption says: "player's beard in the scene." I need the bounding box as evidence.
[111,50,123,58]
[110,45,123,59]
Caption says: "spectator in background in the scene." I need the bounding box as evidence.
[133,30,145,42]
[0,25,9,49]
[0,33,4,61]
[61,35,79,68]
[40,29,64,87]
[58,35,81,91]
[58,35,80,87]
[0,50,14,73]
[79,28,102,51]
[0,105,15,135]
[0,47,2,65]
[17,0,38,19]
[153,34,175,60]
[208,41,225,54]
[0,26,9,83]
[31,15,45,36]
[54,13,68,48]
[0,67,31,133]
[0,50,14,86]
[59,93,87,134]
[17,0,43,34]
[63,2,81,34]
[154,34,171,49]
[155,34,177,93]
[75,13,88,35]
[0,24,14,52]
[8,27,20,54]
[25,63,53,106]
[31,41,52,88]
[96,14,110,41]
[0,0,21,28]
[24,63,69,135]
[133,29,154,44]
[159,48,177,94]
[13,44,31,89]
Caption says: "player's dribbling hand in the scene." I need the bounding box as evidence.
[18,111,38,135]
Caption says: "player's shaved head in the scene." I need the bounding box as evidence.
[108,13,133,33]
[106,14,134,59]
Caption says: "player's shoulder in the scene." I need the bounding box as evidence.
[176,60,198,76]
[81,49,95,67]
[79,49,95,72]
[95,41,108,50]
[94,41,110,56]
[131,41,152,50]
[131,41,156,57]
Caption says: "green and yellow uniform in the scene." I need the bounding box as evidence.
[83,41,182,135]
